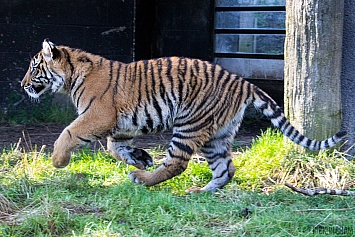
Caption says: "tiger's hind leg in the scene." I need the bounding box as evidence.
[107,136,153,170]
[128,130,205,186]
[186,134,236,193]
[185,116,243,193]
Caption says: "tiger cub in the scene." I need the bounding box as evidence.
[21,39,346,192]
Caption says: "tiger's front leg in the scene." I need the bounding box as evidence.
[107,136,154,170]
[52,116,113,168]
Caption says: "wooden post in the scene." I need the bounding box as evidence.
[284,0,344,150]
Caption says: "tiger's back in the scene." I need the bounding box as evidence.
[113,57,249,137]
[21,39,346,193]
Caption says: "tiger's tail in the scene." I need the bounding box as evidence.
[251,86,346,150]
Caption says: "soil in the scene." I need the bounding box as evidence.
[0,120,270,152]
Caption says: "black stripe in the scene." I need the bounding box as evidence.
[70,77,78,91]
[207,151,229,163]
[215,169,228,179]
[187,78,203,108]
[315,142,321,150]
[141,126,149,134]
[152,96,163,124]
[284,126,294,138]
[76,87,86,108]
[175,116,213,133]
[132,108,138,126]
[216,67,226,84]
[193,59,200,75]
[113,63,122,96]
[156,62,167,104]
[178,58,186,103]
[201,149,214,155]
[44,66,53,78]
[145,106,154,130]
[77,136,91,143]
[277,116,287,129]
[123,64,129,86]
[246,80,252,100]
[175,112,190,121]
[111,136,134,142]
[67,130,72,139]
[202,61,209,91]
[150,60,156,94]
[220,72,232,92]
[298,135,305,143]
[72,79,85,102]
[101,60,114,99]
[173,133,197,139]
[229,79,244,113]
[186,101,214,123]
[168,150,190,162]
[143,61,151,105]
[174,109,213,129]
[270,108,282,119]
[172,140,194,155]
[62,48,74,78]
[166,58,177,102]
[157,59,173,113]
[77,55,92,63]
[80,96,96,115]
[292,130,299,140]
[93,134,102,140]
[306,138,312,147]
[331,136,336,145]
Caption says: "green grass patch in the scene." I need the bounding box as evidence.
[1,129,355,236]
[1,94,76,124]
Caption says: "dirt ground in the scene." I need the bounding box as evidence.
[0,120,270,152]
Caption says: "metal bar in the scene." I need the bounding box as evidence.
[214,52,284,60]
[215,6,285,12]
[215,28,285,34]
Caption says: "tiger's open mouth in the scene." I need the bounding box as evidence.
[24,84,46,98]
[33,85,45,94]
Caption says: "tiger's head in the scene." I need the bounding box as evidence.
[21,39,69,99]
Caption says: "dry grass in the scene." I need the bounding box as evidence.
[274,150,355,190]
[0,193,18,224]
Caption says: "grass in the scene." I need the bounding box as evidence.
[1,129,355,236]
[1,94,76,124]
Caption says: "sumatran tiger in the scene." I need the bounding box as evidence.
[21,39,346,193]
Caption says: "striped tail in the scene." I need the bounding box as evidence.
[252,87,346,150]
[271,115,346,150]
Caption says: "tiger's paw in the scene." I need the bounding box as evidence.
[52,144,71,168]
[118,146,154,170]
[128,170,155,186]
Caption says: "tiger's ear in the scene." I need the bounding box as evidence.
[42,39,60,62]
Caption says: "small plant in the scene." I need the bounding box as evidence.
[233,128,291,191]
